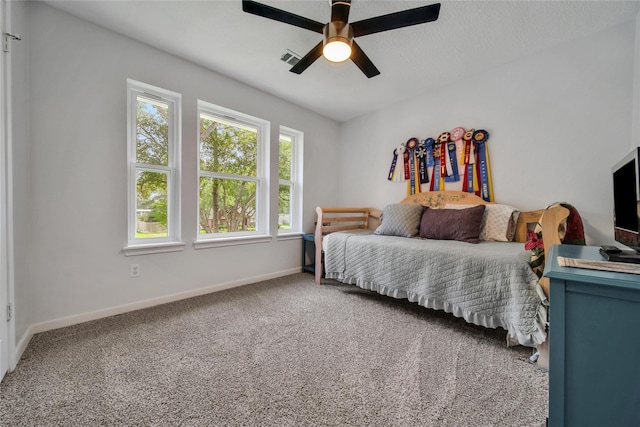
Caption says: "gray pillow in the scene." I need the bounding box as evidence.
[374,204,425,237]
[419,205,486,243]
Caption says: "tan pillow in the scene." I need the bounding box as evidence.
[444,203,520,242]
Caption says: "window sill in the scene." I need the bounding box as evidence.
[277,232,304,241]
[123,241,186,257]
[193,234,272,249]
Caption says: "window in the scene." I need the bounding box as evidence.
[125,80,183,255]
[196,101,270,246]
[278,127,303,235]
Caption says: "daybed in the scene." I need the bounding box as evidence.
[313,191,569,348]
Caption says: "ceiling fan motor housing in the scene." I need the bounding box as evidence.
[323,22,354,62]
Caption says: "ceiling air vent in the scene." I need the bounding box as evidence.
[280,49,300,66]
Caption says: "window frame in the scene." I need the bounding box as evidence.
[124,79,184,256]
[194,100,271,249]
[278,126,304,237]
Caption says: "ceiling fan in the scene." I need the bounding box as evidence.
[242,0,441,78]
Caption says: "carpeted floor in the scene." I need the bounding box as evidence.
[0,273,548,426]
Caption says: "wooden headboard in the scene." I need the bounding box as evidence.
[397,191,544,244]
[401,191,493,208]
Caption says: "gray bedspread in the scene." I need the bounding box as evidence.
[324,230,547,347]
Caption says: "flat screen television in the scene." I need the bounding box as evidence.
[612,147,640,253]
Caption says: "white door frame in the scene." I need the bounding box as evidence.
[0,0,17,382]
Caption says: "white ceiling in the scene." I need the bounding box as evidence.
[43,0,640,122]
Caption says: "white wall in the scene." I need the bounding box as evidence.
[339,21,636,246]
[22,3,340,333]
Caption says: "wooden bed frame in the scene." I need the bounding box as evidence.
[314,191,569,297]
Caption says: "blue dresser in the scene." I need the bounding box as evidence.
[545,245,640,427]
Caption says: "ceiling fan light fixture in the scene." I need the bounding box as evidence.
[322,22,353,63]
[323,40,351,62]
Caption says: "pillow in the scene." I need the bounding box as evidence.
[444,203,520,242]
[374,204,425,237]
[419,205,486,243]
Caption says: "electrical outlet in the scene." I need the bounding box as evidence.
[130,264,140,278]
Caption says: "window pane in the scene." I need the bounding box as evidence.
[136,170,168,238]
[278,184,292,230]
[136,96,169,166]
[199,115,257,176]
[199,176,257,233]
[279,136,292,180]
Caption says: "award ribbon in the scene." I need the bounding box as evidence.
[415,141,429,184]
[424,138,435,168]
[462,129,475,193]
[406,138,419,195]
[439,143,446,190]
[430,142,447,191]
[430,142,441,191]
[450,127,465,181]
[403,149,410,180]
[437,132,453,180]
[445,142,460,182]
[394,144,406,182]
[387,148,398,181]
[473,130,493,202]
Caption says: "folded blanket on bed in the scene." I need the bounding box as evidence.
[324,230,547,347]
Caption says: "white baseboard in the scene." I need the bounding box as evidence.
[14,268,301,365]
[14,324,35,370]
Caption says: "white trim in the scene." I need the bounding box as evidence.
[126,79,182,247]
[0,0,7,380]
[278,126,304,235]
[13,268,301,363]
[196,100,270,239]
[276,232,303,241]
[14,323,33,365]
[277,231,304,242]
[1,0,16,377]
[193,234,272,249]
[122,241,186,257]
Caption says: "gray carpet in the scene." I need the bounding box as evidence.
[0,273,548,426]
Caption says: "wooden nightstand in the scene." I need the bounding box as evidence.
[302,233,315,274]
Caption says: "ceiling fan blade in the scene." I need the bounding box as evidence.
[350,41,380,78]
[351,3,441,37]
[242,0,324,34]
[331,0,351,23]
[290,41,324,74]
